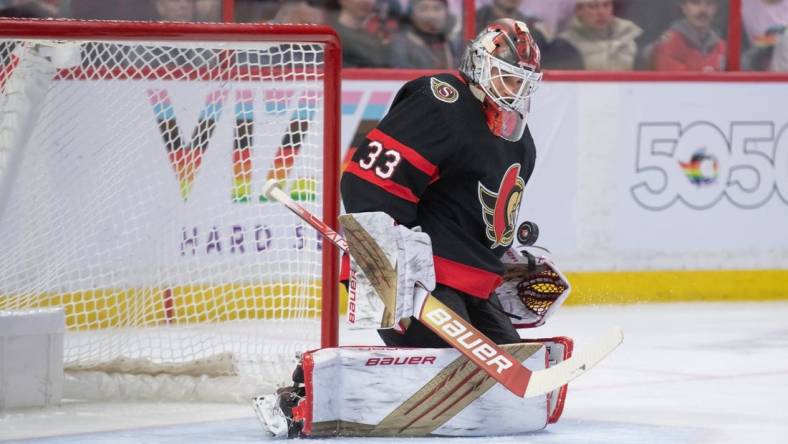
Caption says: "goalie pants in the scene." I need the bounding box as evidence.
[377,284,521,347]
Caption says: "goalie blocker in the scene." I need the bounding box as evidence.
[254,338,572,438]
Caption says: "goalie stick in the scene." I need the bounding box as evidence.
[262,179,623,398]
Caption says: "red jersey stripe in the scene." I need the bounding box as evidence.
[434,256,503,299]
[344,161,420,203]
[367,128,439,178]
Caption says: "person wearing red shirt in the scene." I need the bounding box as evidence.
[650,0,726,71]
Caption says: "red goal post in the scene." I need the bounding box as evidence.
[0,19,341,400]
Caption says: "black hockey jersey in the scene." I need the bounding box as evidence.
[341,73,537,299]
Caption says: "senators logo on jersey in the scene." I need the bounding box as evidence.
[478,164,525,249]
[430,77,459,103]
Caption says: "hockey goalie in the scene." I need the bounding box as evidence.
[254,212,575,438]
[254,18,621,438]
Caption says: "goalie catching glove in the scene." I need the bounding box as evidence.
[495,247,571,328]
[341,212,435,331]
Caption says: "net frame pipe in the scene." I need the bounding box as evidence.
[0,18,342,349]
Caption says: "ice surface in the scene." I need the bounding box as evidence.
[2,302,787,443]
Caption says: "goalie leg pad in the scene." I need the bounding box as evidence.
[524,336,574,424]
[274,342,571,437]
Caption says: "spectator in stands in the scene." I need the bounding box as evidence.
[615,0,682,54]
[559,0,642,70]
[0,0,58,17]
[195,0,223,21]
[153,0,195,21]
[743,0,788,45]
[365,0,403,41]
[331,0,390,67]
[741,0,788,70]
[235,0,280,22]
[389,0,459,68]
[474,1,583,70]
[272,0,326,23]
[772,27,788,70]
[539,32,586,70]
[650,0,726,71]
[475,0,531,34]
[69,0,155,20]
[520,0,575,39]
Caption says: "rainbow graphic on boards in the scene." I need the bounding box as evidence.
[679,148,719,186]
[148,89,228,201]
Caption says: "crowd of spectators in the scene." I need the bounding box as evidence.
[2,0,787,72]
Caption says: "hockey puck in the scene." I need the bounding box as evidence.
[516,221,539,246]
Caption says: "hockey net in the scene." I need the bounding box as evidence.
[0,19,340,401]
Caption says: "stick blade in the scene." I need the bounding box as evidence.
[524,327,624,398]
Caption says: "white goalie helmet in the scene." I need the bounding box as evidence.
[460,18,542,142]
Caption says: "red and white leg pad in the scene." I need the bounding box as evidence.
[536,336,573,424]
[257,337,573,437]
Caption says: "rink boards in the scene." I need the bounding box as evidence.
[0,282,321,329]
[1,77,786,326]
[341,78,788,303]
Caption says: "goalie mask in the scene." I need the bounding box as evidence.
[460,18,542,142]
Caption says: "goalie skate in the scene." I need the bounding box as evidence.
[252,385,305,438]
[252,394,288,438]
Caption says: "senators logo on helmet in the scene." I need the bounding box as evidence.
[478,164,525,249]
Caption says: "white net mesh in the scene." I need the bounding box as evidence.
[0,27,336,401]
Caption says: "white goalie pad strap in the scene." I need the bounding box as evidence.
[495,247,571,328]
[343,212,435,330]
[293,344,557,437]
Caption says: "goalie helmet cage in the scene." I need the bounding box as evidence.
[0,19,340,401]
